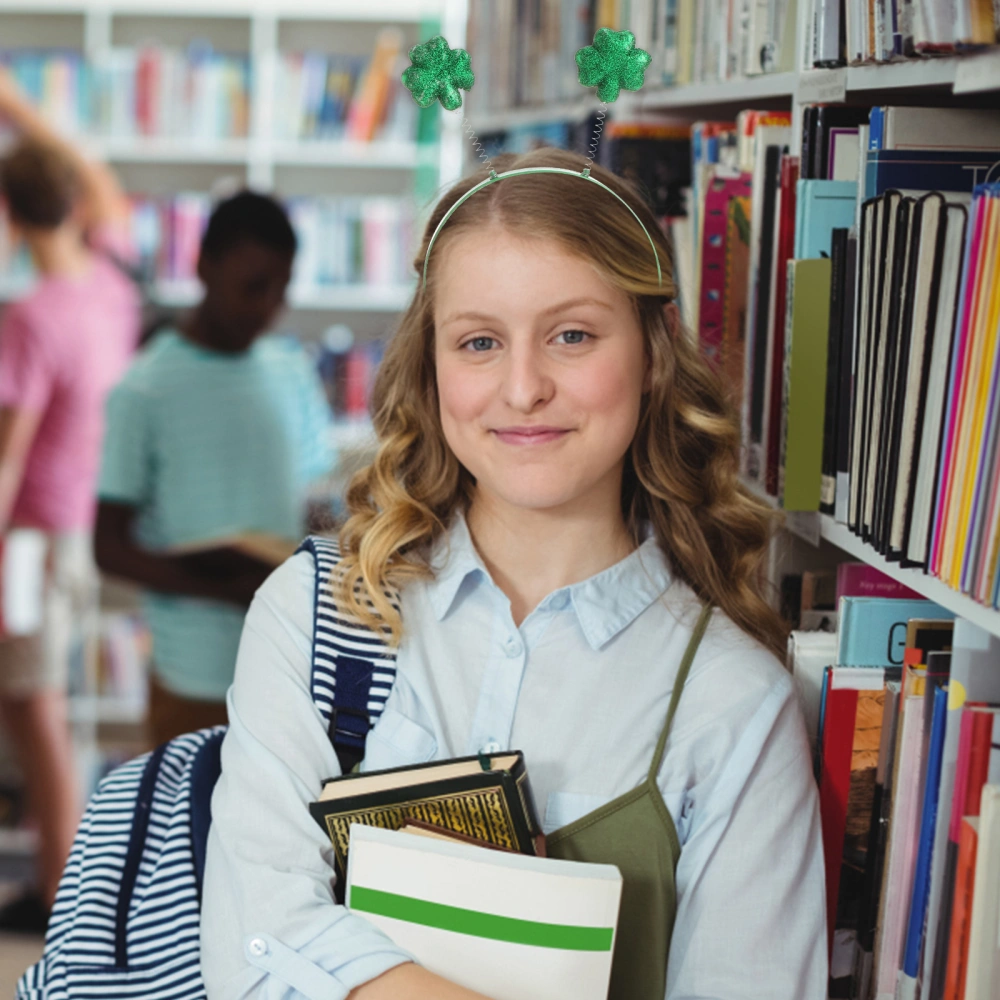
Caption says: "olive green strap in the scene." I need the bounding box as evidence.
[647,604,713,783]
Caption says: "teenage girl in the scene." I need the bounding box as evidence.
[201,146,827,1000]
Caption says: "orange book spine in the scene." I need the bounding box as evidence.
[943,817,979,1000]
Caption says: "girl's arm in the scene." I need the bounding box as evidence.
[201,552,488,1000]
[665,642,828,1000]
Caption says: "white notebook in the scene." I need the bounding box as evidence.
[346,824,623,1000]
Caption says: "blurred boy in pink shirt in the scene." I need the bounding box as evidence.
[0,68,139,926]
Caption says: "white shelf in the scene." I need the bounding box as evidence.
[476,98,599,134]
[641,72,799,111]
[291,284,414,311]
[742,478,1000,639]
[94,137,252,164]
[819,516,1000,639]
[483,50,1000,123]
[270,140,433,169]
[153,279,414,311]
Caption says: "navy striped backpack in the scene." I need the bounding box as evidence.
[17,537,396,1000]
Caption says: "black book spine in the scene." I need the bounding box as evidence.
[836,234,858,522]
[800,106,817,181]
[883,199,926,560]
[748,144,784,449]
[874,199,915,553]
[812,107,828,182]
[821,229,849,515]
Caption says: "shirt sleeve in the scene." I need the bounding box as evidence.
[97,381,153,507]
[200,551,413,1000]
[0,308,53,413]
[665,655,828,1000]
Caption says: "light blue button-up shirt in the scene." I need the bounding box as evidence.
[202,515,827,999]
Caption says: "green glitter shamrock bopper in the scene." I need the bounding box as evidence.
[401,35,474,111]
[575,28,652,172]
[402,35,493,173]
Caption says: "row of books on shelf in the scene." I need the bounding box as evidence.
[808,0,1000,67]
[465,0,798,108]
[787,563,1000,999]
[667,103,1000,608]
[310,333,384,423]
[0,39,419,144]
[275,31,419,143]
[0,193,416,292]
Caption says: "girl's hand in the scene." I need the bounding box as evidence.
[349,963,494,1000]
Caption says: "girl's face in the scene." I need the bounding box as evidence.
[434,225,647,519]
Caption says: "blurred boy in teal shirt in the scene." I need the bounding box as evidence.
[96,191,334,745]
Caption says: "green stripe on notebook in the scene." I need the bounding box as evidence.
[350,886,614,951]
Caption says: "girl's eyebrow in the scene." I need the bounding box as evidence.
[440,296,613,328]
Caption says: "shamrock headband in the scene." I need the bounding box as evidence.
[402,29,664,291]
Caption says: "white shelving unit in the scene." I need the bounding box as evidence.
[0,0,469,333]
[0,0,469,808]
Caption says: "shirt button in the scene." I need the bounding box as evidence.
[481,740,502,754]
[248,937,269,958]
[504,635,522,657]
[552,592,570,611]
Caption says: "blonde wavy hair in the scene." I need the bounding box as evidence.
[336,146,787,659]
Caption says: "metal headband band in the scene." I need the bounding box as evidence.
[420,166,664,291]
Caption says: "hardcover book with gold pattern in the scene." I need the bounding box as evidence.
[309,751,543,897]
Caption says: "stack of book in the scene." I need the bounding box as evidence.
[0,49,95,135]
[465,0,798,105]
[96,44,250,140]
[123,194,414,291]
[275,31,418,143]
[288,196,415,290]
[127,193,213,286]
[804,0,1000,67]
[669,102,1000,615]
[311,752,623,1000]
[788,583,1000,999]
[312,337,385,423]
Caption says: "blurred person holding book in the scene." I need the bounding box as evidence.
[94,191,333,748]
[0,68,140,928]
[201,147,825,1000]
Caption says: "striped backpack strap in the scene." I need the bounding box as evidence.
[297,535,400,773]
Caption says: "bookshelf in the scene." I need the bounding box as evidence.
[461,5,1000,645]
[0,0,469,339]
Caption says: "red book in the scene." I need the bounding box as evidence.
[943,816,979,1000]
[698,171,753,369]
[764,154,798,495]
[818,672,858,957]
[962,706,1000,815]
[834,562,923,603]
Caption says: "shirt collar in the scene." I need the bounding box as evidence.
[427,514,672,651]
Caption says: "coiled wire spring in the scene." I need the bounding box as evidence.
[582,102,608,176]
[462,116,494,175]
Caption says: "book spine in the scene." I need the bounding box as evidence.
[821,229,849,515]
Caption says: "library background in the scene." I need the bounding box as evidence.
[0,0,998,997]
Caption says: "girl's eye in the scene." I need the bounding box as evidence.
[555,329,591,345]
[463,336,496,352]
